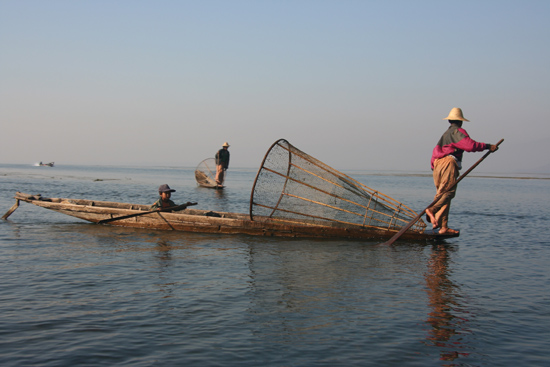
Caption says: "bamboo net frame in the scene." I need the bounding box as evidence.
[249,139,426,232]
[194,158,218,187]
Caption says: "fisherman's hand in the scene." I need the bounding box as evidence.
[488,144,498,152]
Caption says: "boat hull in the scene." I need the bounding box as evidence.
[12,193,459,242]
[197,183,224,189]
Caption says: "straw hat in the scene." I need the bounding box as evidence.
[222,142,230,147]
[443,107,469,122]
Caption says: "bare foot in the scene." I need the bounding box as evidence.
[425,208,438,228]
[438,228,459,235]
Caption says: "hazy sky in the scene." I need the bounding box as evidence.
[2,0,549,173]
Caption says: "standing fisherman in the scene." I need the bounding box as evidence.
[425,108,498,234]
[215,142,230,187]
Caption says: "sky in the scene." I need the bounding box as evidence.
[1,0,549,173]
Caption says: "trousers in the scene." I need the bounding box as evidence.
[215,165,225,185]
[429,155,459,229]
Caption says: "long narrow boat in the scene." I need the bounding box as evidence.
[7,192,457,241]
[4,139,460,242]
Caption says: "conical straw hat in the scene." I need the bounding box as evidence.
[443,107,469,122]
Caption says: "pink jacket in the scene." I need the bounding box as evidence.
[431,124,487,169]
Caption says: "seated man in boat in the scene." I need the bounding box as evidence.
[151,184,178,211]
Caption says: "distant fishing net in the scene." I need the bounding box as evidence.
[195,158,218,187]
[250,139,426,232]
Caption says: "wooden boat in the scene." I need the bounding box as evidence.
[4,140,462,242]
[5,192,458,241]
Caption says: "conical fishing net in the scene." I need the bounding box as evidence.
[250,139,426,233]
[195,158,218,187]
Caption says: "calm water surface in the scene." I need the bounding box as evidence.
[1,164,549,366]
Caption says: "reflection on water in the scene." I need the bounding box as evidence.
[244,240,433,349]
[154,240,175,299]
[424,244,472,363]
[155,240,173,262]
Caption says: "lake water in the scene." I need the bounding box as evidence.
[1,163,549,366]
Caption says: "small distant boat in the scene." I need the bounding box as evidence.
[38,162,54,167]
[194,158,224,189]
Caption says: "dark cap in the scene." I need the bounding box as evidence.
[158,184,176,193]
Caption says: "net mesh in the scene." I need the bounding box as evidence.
[195,158,218,187]
[249,139,426,233]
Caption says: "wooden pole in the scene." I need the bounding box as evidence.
[2,199,20,220]
[97,202,197,224]
[381,138,504,246]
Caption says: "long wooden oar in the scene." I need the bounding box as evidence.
[98,202,197,224]
[381,139,504,246]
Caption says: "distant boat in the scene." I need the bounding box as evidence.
[38,162,54,167]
